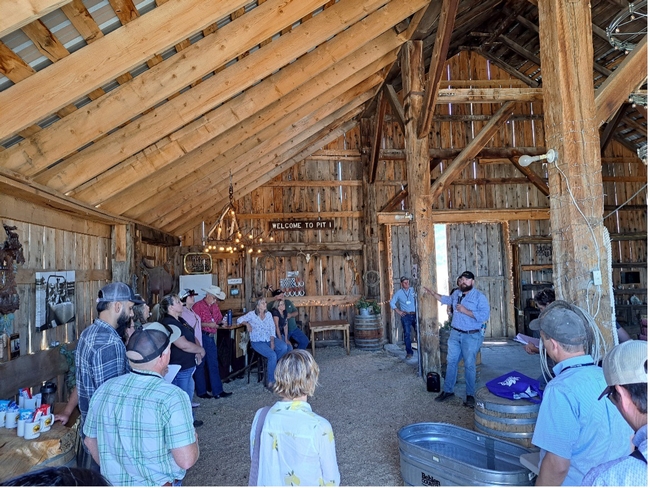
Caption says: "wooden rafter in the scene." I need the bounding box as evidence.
[594,35,648,126]
[60,0,104,44]
[0,0,252,141]
[21,20,69,62]
[382,84,405,133]
[469,47,540,87]
[600,105,627,153]
[0,0,72,38]
[508,157,550,196]
[418,0,460,138]
[430,101,516,199]
[108,0,139,25]
[369,90,387,184]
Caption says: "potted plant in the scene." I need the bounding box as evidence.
[356,297,381,316]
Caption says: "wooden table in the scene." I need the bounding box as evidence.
[0,404,78,482]
[309,320,350,357]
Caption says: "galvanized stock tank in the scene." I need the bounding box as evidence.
[398,423,536,486]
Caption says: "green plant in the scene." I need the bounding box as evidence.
[355,297,381,314]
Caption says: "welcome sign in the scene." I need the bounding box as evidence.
[269,219,334,231]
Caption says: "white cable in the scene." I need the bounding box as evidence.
[603,183,647,219]
[604,227,618,346]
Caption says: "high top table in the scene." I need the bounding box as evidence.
[309,320,350,357]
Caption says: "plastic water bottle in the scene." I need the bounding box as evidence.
[227,310,233,326]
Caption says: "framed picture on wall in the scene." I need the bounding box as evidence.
[35,271,76,332]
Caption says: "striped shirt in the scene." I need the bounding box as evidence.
[83,370,196,486]
[237,310,276,342]
[75,318,129,422]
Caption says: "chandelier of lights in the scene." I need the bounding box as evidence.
[607,0,647,53]
[202,174,273,254]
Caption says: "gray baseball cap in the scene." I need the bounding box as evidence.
[97,282,145,305]
[528,300,587,345]
[598,340,648,400]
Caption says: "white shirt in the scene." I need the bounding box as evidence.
[250,400,340,486]
[237,310,276,342]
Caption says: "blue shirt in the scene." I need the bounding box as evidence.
[439,288,489,331]
[582,424,647,486]
[532,355,633,486]
[76,318,130,422]
[390,287,416,313]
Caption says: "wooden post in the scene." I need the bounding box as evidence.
[401,41,439,376]
[111,223,134,285]
[538,0,614,344]
[360,117,381,300]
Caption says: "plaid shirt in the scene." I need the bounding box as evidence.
[84,370,196,486]
[75,318,129,422]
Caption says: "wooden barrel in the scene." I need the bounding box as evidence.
[439,329,482,383]
[474,386,540,448]
[354,314,382,350]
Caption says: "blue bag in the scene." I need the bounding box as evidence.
[485,370,543,404]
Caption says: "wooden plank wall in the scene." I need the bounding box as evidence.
[0,213,111,398]
[178,51,645,341]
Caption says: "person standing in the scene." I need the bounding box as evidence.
[74,282,144,470]
[83,326,199,486]
[424,271,489,408]
[192,285,232,399]
[180,289,202,408]
[583,340,647,485]
[389,276,417,359]
[268,289,309,349]
[529,301,632,485]
[250,350,340,486]
[159,294,206,427]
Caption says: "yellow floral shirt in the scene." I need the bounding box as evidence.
[250,400,340,486]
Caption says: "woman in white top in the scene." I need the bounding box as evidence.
[237,298,289,389]
[250,349,340,486]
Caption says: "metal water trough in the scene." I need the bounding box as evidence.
[398,422,536,486]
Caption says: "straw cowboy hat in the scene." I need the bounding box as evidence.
[202,285,226,300]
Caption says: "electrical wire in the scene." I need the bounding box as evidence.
[603,183,647,220]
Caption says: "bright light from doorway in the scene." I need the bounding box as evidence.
[434,224,450,324]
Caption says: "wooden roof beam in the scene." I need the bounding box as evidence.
[382,84,405,133]
[68,27,403,206]
[20,0,422,189]
[594,35,648,126]
[409,1,442,41]
[142,87,376,229]
[418,0,460,138]
[468,47,539,87]
[167,107,365,235]
[508,156,550,196]
[104,74,381,220]
[430,101,516,199]
[369,91,387,184]
[378,208,550,225]
[600,105,627,154]
[0,0,254,141]
[0,0,71,38]
[60,0,104,44]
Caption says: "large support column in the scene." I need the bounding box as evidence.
[360,117,381,301]
[538,0,614,345]
[401,41,439,376]
[111,224,135,285]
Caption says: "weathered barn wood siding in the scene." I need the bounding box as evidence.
[180,52,645,342]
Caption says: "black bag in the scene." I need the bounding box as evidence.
[426,372,440,392]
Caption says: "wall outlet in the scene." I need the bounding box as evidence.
[592,269,602,286]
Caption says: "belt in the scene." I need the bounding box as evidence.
[405,312,416,315]
[452,326,480,334]
[162,480,180,486]
[202,330,216,337]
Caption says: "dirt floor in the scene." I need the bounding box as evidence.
[185,344,477,486]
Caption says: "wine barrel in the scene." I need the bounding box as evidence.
[474,386,540,448]
[439,328,482,383]
[354,314,382,350]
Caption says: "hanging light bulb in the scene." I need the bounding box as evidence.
[269,236,274,241]
[248,248,253,254]
[219,246,225,251]
[248,233,253,239]
[259,237,263,243]
[257,249,261,253]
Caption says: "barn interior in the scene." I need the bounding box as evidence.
[0,0,647,481]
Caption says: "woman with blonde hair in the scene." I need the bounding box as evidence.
[249,349,340,486]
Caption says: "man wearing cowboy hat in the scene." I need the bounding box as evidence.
[83,324,199,486]
[191,285,232,399]
[583,340,647,485]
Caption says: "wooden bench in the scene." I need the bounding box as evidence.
[309,320,350,357]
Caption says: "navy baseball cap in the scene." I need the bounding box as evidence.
[459,271,475,280]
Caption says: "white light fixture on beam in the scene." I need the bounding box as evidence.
[519,149,557,167]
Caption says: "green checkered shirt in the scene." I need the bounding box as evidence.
[84,370,196,486]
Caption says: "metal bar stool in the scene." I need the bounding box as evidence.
[247,349,267,384]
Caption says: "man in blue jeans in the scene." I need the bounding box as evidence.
[425,271,490,408]
[390,276,417,360]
